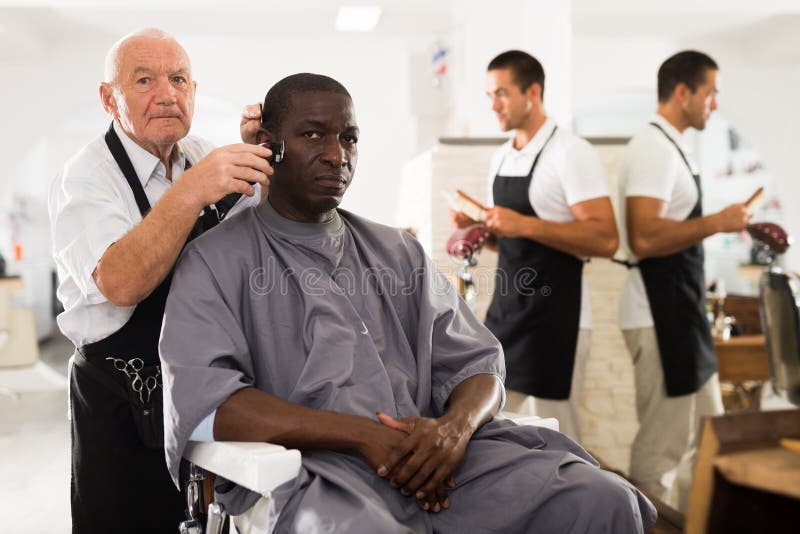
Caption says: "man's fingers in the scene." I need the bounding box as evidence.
[241,103,262,121]
[234,151,273,176]
[389,447,426,489]
[377,412,413,434]
[377,438,415,478]
[232,180,256,198]
[226,143,271,158]
[403,456,438,495]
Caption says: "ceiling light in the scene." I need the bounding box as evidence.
[335,6,382,32]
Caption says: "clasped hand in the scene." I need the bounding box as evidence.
[371,412,472,513]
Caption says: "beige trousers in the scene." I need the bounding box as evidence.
[504,328,590,443]
[623,327,723,512]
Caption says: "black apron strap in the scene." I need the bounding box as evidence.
[105,123,152,216]
[649,122,698,179]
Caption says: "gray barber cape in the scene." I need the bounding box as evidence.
[160,200,656,533]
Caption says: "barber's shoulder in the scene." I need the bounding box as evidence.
[57,133,121,185]
[626,127,675,165]
[560,130,600,158]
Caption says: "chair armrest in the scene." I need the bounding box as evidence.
[502,412,560,431]
[184,416,557,496]
[184,441,302,496]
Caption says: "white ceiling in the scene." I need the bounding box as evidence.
[1,1,798,59]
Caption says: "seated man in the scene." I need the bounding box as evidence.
[160,73,656,533]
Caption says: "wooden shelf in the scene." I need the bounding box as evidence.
[714,447,800,500]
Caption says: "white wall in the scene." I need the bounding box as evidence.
[572,36,678,136]
[684,16,800,268]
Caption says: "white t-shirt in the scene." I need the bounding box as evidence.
[49,122,261,346]
[487,119,610,329]
[618,114,700,330]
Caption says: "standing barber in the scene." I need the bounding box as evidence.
[49,28,271,532]
[455,50,618,441]
[619,50,749,511]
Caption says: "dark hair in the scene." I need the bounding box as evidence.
[261,73,351,133]
[487,50,545,101]
[657,50,718,102]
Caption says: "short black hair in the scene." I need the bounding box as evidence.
[487,50,545,101]
[261,73,351,133]
[657,50,718,103]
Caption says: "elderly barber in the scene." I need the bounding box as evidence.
[49,28,271,532]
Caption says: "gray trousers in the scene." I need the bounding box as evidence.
[623,327,723,512]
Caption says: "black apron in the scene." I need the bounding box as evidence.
[69,123,241,533]
[637,122,716,397]
[484,126,584,400]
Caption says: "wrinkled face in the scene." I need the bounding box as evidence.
[269,91,359,221]
[486,68,535,132]
[684,68,718,131]
[101,37,196,153]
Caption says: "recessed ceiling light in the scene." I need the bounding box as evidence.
[335,6,382,32]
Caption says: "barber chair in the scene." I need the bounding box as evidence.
[446,224,490,310]
[750,222,800,405]
[180,414,557,533]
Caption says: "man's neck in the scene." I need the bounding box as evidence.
[118,123,178,180]
[512,113,547,150]
[656,104,689,134]
[268,195,336,224]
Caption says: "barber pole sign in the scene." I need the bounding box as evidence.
[431,44,448,88]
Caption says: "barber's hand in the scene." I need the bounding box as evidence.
[179,143,272,208]
[484,206,530,238]
[450,210,478,230]
[714,203,751,233]
[240,103,262,144]
[377,412,469,513]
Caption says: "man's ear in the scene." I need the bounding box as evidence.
[526,83,542,104]
[255,128,271,144]
[99,82,118,119]
[674,82,691,108]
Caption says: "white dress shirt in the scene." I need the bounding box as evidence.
[49,122,261,347]
[486,119,610,329]
[618,114,700,330]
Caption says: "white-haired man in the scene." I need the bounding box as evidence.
[49,28,271,532]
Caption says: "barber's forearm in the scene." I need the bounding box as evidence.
[214,387,379,452]
[629,214,719,259]
[441,374,502,436]
[93,182,203,307]
[521,217,619,258]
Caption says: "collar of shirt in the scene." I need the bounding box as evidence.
[503,117,558,161]
[113,121,186,188]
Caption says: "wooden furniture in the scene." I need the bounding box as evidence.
[686,409,800,534]
[714,335,770,383]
